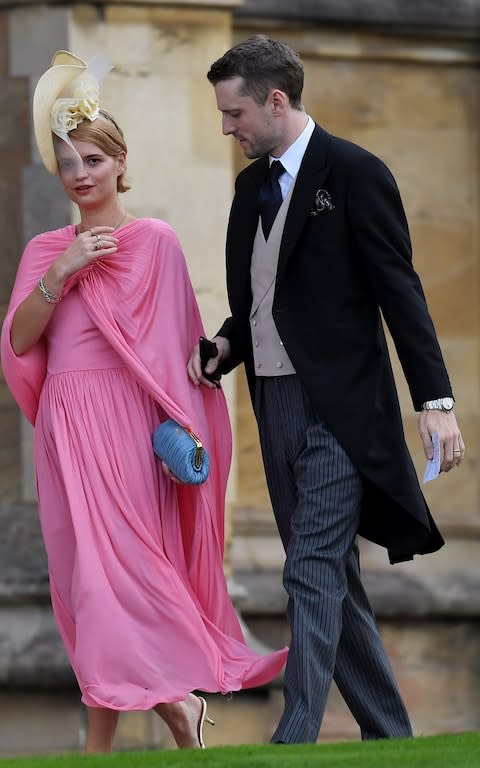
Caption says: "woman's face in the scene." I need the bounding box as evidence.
[55,138,125,209]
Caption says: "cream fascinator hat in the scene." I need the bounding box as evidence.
[33,50,112,174]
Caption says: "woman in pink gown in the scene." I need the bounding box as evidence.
[1,51,287,753]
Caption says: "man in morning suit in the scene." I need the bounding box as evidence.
[187,35,465,744]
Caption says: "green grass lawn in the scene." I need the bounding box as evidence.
[0,733,479,768]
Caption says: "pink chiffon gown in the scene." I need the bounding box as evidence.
[1,219,287,711]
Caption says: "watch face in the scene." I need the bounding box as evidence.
[442,397,454,411]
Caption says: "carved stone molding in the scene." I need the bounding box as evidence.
[233,26,480,66]
[0,0,242,6]
[236,0,480,38]
[234,566,480,619]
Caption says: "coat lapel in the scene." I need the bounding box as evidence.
[276,125,332,283]
[226,157,268,318]
[227,126,332,316]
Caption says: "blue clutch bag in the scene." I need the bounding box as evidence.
[152,418,210,485]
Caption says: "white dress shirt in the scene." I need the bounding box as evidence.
[269,115,315,199]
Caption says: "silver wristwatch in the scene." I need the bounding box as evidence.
[421,397,455,413]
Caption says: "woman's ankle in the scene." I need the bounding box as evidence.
[154,695,202,748]
[85,706,119,753]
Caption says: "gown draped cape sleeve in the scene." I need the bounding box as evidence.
[1,219,288,694]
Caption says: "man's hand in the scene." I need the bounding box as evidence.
[187,335,231,388]
[418,410,465,472]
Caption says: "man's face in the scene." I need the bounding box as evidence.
[214,76,283,159]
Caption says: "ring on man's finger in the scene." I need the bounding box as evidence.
[453,450,463,454]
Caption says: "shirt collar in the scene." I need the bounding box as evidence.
[269,115,315,179]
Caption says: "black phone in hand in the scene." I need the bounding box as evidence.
[199,336,221,388]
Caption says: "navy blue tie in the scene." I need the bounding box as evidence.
[259,160,285,239]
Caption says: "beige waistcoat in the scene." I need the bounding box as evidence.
[250,180,296,376]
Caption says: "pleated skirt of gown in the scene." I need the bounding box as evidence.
[34,289,286,710]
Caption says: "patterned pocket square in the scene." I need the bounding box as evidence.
[310,188,335,216]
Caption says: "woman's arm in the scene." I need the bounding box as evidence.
[10,226,118,356]
[10,260,69,355]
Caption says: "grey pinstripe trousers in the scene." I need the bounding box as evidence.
[254,375,412,744]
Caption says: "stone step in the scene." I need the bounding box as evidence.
[0,689,359,756]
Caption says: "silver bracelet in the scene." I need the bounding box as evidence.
[38,275,62,304]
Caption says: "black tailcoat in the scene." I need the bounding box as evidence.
[218,125,450,564]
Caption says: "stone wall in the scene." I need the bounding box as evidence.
[0,0,479,755]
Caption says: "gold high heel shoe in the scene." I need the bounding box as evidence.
[196,695,215,749]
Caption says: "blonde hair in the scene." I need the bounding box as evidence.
[64,109,131,192]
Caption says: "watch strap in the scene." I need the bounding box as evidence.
[422,397,454,411]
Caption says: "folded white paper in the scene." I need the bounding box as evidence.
[423,431,441,483]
